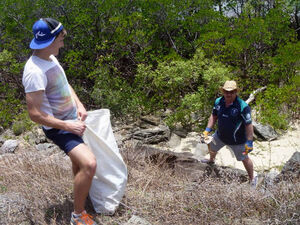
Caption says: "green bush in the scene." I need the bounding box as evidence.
[256,78,300,130]
[89,66,141,117]
[0,84,23,129]
[135,49,231,129]
[12,111,34,136]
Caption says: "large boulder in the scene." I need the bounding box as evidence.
[135,145,248,183]
[252,121,278,141]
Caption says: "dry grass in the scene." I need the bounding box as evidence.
[0,140,299,225]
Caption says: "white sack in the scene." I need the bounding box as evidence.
[83,109,127,214]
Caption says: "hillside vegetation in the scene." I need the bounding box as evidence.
[0,1,299,224]
[0,0,299,131]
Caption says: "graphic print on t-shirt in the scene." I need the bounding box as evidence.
[45,65,76,120]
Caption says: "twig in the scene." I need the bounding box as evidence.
[246,86,267,104]
[142,176,154,195]
[118,201,140,214]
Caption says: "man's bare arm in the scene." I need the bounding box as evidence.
[26,91,86,136]
[245,123,254,141]
[69,85,87,121]
[207,114,217,130]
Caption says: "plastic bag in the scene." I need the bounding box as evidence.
[83,109,127,214]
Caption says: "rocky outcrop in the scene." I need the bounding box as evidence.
[252,121,278,141]
[275,151,300,183]
[132,125,170,144]
[134,145,248,183]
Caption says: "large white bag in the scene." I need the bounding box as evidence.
[83,109,127,214]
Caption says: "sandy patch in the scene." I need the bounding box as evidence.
[166,122,300,173]
[200,123,299,173]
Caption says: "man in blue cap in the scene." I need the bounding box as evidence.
[201,80,256,186]
[23,18,97,225]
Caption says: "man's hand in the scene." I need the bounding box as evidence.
[203,127,212,138]
[243,140,253,155]
[201,127,212,144]
[66,120,86,136]
[77,104,88,121]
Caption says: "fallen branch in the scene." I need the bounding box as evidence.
[246,86,267,104]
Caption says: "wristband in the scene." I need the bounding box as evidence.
[205,127,212,132]
[246,140,253,147]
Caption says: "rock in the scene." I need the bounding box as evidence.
[275,151,300,183]
[132,125,170,144]
[35,143,56,151]
[252,121,278,141]
[140,115,161,126]
[123,215,152,225]
[34,128,48,144]
[0,139,18,154]
[0,135,5,145]
[168,133,182,149]
[262,171,279,187]
[136,145,248,182]
[172,125,188,138]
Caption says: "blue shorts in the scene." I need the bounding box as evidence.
[209,133,248,161]
[43,128,84,154]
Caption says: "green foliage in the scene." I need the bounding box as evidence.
[135,49,231,128]
[256,78,300,129]
[0,0,299,132]
[0,84,22,128]
[199,0,297,93]
[89,66,140,116]
[0,49,26,129]
[12,111,34,135]
[271,41,300,83]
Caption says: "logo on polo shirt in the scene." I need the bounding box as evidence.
[246,113,251,120]
[231,108,238,116]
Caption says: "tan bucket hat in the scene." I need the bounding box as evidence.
[221,80,239,91]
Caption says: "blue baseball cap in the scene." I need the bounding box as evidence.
[30,18,64,49]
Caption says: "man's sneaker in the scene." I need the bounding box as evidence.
[250,176,258,189]
[70,211,97,225]
[200,158,215,165]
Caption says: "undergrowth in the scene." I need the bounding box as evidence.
[0,140,299,225]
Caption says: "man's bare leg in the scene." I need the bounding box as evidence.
[68,143,97,214]
[201,144,218,163]
[242,157,254,181]
[209,147,217,162]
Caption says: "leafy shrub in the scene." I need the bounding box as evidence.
[0,84,23,129]
[12,111,34,136]
[135,49,231,129]
[89,66,141,117]
[256,77,300,130]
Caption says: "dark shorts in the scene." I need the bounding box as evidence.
[43,128,84,154]
[210,133,248,161]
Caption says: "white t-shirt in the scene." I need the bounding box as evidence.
[22,55,77,129]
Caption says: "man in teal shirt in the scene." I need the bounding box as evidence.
[202,81,255,185]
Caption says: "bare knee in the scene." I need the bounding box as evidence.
[83,158,97,178]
